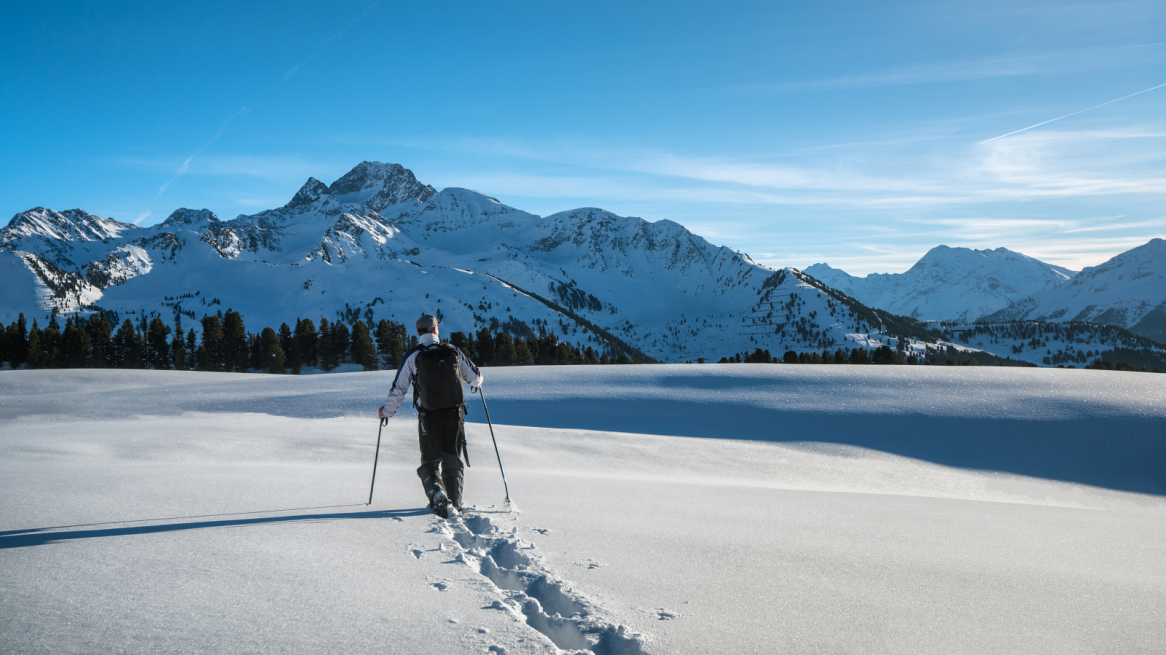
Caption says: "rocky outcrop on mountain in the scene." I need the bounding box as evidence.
[2,207,137,246]
[160,208,220,227]
[328,160,437,213]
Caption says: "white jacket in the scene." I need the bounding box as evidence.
[382,333,483,417]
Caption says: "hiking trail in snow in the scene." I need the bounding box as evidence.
[425,507,652,654]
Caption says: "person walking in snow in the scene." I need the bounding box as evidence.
[379,314,483,518]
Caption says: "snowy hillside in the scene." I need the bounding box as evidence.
[805,246,1076,323]
[2,367,1164,654]
[0,162,955,363]
[936,321,1166,370]
[983,239,1166,344]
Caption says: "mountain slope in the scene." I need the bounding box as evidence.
[983,239,1166,343]
[2,162,956,362]
[806,246,1076,323]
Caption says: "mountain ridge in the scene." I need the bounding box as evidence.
[2,161,1161,363]
[805,245,1078,324]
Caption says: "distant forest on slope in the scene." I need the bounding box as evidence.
[0,312,1160,374]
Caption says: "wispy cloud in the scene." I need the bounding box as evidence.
[132,210,151,225]
[720,43,1166,95]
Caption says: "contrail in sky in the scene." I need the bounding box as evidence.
[285,0,383,80]
[158,107,250,195]
[157,0,383,198]
[980,81,1166,144]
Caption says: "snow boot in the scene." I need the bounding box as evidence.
[430,489,456,519]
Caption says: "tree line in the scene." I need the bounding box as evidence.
[0,312,642,373]
[719,346,919,365]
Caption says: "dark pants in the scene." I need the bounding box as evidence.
[416,406,465,508]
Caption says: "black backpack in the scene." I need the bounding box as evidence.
[414,344,465,411]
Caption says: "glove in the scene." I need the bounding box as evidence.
[378,405,393,419]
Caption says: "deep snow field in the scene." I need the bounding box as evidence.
[1,365,1164,654]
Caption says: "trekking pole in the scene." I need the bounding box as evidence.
[367,417,387,506]
[474,387,511,506]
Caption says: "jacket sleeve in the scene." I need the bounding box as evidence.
[383,349,419,417]
[455,347,483,388]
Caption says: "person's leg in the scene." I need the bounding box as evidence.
[416,411,449,508]
[441,453,463,509]
[437,407,465,510]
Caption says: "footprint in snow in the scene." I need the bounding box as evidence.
[656,609,680,620]
[431,581,450,592]
[411,549,424,559]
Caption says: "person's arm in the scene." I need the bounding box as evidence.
[454,347,483,388]
[380,349,419,418]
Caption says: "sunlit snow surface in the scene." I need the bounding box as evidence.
[1,366,1164,654]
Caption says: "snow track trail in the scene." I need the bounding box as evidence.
[433,510,651,654]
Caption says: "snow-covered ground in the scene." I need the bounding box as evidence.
[1,366,1164,654]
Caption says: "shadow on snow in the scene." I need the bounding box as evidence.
[0,506,430,550]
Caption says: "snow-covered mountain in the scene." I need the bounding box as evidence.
[982,239,1166,343]
[805,246,1077,323]
[1,161,957,363]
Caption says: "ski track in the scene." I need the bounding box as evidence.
[429,508,651,654]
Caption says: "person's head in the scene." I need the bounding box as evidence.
[416,314,440,337]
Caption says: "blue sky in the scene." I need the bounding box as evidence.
[2,0,1164,274]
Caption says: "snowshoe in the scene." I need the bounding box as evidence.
[430,490,456,519]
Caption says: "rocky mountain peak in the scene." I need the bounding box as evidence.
[2,207,136,245]
[160,208,220,227]
[288,177,331,209]
[328,161,436,212]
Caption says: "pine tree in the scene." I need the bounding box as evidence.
[334,322,351,364]
[61,318,92,368]
[318,318,338,371]
[475,328,494,366]
[195,345,213,371]
[85,315,113,367]
[115,319,144,368]
[201,315,226,371]
[43,314,62,368]
[26,320,44,369]
[171,330,187,371]
[184,329,197,370]
[554,342,579,365]
[513,337,533,366]
[147,317,171,369]
[7,314,29,368]
[296,318,318,369]
[247,332,262,370]
[493,333,515,366]
[350,320,378,371]
[222,311,247,372]
[278,323,293,358]
[449,331,472,362]
[259,327,285,374]
[375,319,406,370]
